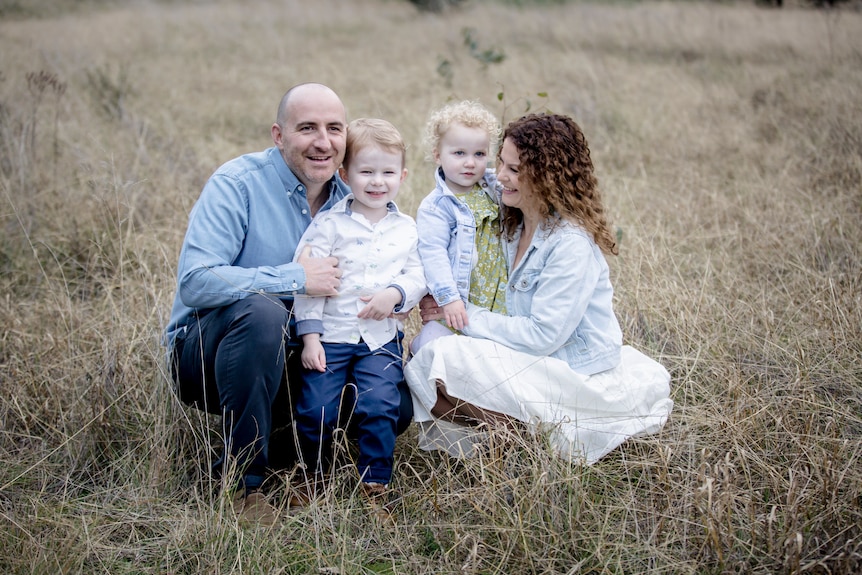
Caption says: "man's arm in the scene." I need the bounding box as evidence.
[177,173,339,309]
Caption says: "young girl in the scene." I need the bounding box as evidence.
[411,100,508,352]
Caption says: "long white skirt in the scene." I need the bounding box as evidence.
[404,336,674,464]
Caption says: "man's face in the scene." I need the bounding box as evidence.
[273,87,347,191]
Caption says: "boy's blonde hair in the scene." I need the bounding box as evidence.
[423,100,501,161]
[343,118,407,169]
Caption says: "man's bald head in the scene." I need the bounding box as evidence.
[276,83,345,129]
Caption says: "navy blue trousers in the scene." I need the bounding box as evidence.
[171,294,413,491]
[296,338,404,485]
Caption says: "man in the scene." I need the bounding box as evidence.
[165,83,413,525]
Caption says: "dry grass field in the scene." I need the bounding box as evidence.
[1,0,861,573]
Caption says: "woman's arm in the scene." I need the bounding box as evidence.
[462,230,602,356]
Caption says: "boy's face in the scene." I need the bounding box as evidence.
[434,123,491,195]
[339,145,407,218]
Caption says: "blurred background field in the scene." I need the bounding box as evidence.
[1,0,861,573]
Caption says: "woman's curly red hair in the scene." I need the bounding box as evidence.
[499,114,618,256]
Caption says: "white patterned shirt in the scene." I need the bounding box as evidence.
[292,195,426,351]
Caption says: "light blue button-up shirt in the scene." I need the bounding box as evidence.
[165,146,349,347]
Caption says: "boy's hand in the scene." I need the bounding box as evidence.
[442,300,468,330]
[301,334,327,372]
[357,287,402,321]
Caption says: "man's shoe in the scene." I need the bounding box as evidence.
[232,490,278,527]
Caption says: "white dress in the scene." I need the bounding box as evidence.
[404,335,673,464]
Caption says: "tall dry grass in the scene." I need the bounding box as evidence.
[1,0,860,573]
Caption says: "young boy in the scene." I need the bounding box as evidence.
[292,118,426,504]
[411,100,508,352]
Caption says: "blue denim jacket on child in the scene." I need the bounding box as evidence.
[416,166,500,306]
[463,218,622,375]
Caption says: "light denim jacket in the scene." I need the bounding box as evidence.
[463,219,622,375]
[164,146,349,347]
[416,167,500,306]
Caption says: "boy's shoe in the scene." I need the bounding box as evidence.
[360,482,398,523]
[288,479,318,510]
[232,489,278,527]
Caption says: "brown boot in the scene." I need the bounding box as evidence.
[231,489,278,527]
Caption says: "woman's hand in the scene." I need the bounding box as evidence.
[418,294,444,324]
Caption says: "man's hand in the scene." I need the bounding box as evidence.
[418,293,444,324]
[298,245,341,296]
[357,287,402,321]
[301,334,327,372]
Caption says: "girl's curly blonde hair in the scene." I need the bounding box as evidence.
[422,100,502,161]
[500,113,618,256]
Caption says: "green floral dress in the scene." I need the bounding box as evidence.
[462,185,508,314]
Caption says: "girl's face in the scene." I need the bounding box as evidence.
[434,123,491,195]
[496,138,535,213]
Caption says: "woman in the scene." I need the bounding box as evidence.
[405,113,673,463]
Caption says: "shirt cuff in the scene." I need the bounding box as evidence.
[279,262,306,294]
[389,285,407,313]
[296,319,324,336]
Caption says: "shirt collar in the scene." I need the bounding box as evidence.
[271,146,343,204]
[342,194,399,216]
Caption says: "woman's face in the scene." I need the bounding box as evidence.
[497,138,535,213]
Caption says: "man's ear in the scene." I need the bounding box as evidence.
[271,123,283,147]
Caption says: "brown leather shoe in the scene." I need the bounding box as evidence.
[232,490,278,527]
[288,480,318,510]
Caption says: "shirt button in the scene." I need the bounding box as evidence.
[301,209,307,215]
